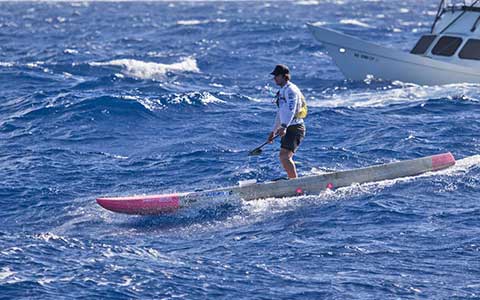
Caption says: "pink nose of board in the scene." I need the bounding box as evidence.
[431,152,455,170]
[96,194,180,215]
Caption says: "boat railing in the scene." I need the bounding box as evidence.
[431,0,446,33]
[431,0,480,34]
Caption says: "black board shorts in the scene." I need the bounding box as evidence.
[281,124,305,153]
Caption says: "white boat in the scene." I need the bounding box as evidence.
[97,152,455,215]
[308,0,480,85]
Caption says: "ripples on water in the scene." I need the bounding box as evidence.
[1,1,480,299]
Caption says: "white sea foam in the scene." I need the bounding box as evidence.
[26,61,45,68]
[1,247,23,256]
[167,92,226,105]
[38,277,56,286]
[308,166,334,175]
[90,57,200,80]
[146,51,169,58]
[0,62,14,67]
[119,276,132,287]
[218,91,261,103]
[310,83,480,108]
[196,92,225,104]
[339,19,374,28]
[120,95,167,111]
[64,49,78,55]
[35,232,69,243]
[120,92,224,111]
[209,83,223,88]
[295,0,320,5]
[0,267,15,281]
[100,244,183,267]
[455,154,480,171]
[98,151,128,160]
[0,267,21,284]
[176,19,227,26]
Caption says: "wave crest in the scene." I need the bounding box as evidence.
[90,57,200,81]
[120,91,226,111]
[310,83,480,108]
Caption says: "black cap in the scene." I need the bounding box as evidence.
[270,64,290,76]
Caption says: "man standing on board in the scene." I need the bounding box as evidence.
[268,64,307,179]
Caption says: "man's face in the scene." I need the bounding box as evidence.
[273,74,286,86]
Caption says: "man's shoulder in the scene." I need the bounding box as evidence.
[285,82,301,97]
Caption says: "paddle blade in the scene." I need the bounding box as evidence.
[248,138,275,156]
[248,147,263,156]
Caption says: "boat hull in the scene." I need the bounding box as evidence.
[307,24,480,85]
[97,152,455,215]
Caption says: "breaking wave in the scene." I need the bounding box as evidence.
[309,82,480,108]
[120,91,226,111]
[89,57,200,81]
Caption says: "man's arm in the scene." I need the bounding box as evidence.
[279,87,298,127]
[272,111,280,132]
[268,112,281,142]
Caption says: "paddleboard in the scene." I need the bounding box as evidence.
[97,152,455,215]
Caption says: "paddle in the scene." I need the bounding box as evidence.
[248,135,278,156]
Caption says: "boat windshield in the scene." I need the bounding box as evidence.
[459,38,480,60]
[411,35,437,55]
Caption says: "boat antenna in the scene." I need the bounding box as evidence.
[431,0,446,33]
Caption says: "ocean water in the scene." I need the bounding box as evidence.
[1,1,480,299]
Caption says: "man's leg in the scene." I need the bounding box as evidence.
[279,148,297,179]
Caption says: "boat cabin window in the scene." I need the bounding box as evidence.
[431,36,463,56]
[459,39,480,60]
[410,35,437,55]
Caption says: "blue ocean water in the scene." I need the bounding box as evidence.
[1,0,480,298]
